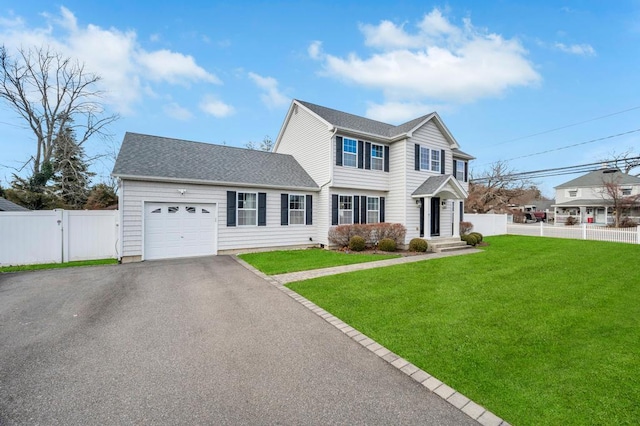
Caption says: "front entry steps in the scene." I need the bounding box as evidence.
[429,237,472,253]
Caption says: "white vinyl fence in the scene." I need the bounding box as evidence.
[464,213,508,236]
[507,222,640,245]
[0,210,118,266]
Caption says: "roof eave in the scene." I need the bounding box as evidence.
[112,174,320,192]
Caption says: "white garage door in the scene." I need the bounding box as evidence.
[144,203,217,260]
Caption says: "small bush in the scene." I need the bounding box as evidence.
[469,232,483,242]
[348,235,366,251]
[619,217,638,228]
[460,221,473,236]
[378,238,396,252]
[565,216,578,226]
[461,234,479,246]
[409,238,428,252]
[329,223,407,248]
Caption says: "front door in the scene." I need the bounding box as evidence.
[431,197,440,237]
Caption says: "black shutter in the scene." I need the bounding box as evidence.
[354,196,360,224]
[460,201,464,222]
[331,194,339,225]
[226,191,236,227]
[361,196,367,224]
[365,142,371,169]
[258,192,267,226]
[464,162,468,182]
[415,144,420,170]
[281,193,288,225]
[305,195,312,225]
[384,146,390,172]
[441,149,446,174]
[453,159,458,179]
[380,197,385,222]
[358,140,364,169]
[336,136,343,166]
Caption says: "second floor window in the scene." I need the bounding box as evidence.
[431,150,441,173]
[343,138,357,167]
[238,192,257,225]
[420,147,430,170]
[622,188,632,196]
[371,144,384,170]
[339,195,353,224]
[456,160,465,181]
[568,190,577,197]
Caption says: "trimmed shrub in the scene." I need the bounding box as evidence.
[469,232,483,242]
[461,234,479,246]
[378,238,396,252]
[619,217,638,228]
[328,223,407,248]
[348,235,366,251]
[408,238,428,252]
[565,216,578,226]
[459,221,473,236]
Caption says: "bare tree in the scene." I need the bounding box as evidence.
[467,161,534,213]
[600,149,640,176]
[0,45,119,179]
[260,135,274,152]
[598,170,640,227]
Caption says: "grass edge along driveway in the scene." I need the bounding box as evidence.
[286,236,639,426]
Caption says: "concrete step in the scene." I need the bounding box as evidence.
[429,238,472,253]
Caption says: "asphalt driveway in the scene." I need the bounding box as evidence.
[0,256,477,425]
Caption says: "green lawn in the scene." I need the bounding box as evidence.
[0,258,117,273]
[238,248,400,275]
[287,236,639,425]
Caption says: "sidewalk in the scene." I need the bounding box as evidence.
[271,248,482,284]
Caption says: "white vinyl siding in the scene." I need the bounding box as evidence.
[119,180,317,258]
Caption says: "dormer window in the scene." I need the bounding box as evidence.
[568,190,577,197]
[622,187,632,196]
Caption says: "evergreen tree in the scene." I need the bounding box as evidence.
[84,183,118,209]
[51,126,94,209]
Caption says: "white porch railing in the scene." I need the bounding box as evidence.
[507,222,640,244]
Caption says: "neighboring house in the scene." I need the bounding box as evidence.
[553,168,640,224]
[112,100,474,262]
[0,197,30,212]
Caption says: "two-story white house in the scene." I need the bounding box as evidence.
[553,168,640,224]
[274,100,473,247]
[112,100,474,262]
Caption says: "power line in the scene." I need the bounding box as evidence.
[491,105,640,146]
[471,156,640,184]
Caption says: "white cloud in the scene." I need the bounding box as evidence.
[248,72,289,109]
[554,42,596,56]
[365,101,442,124]
[200,96,235,118]
[0,7,220,114]
[163,103,193,121]
[310,8,541,119]
[138,50,220,84]
[308,41,323,60]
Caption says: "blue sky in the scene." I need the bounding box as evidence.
[1,1,639,196]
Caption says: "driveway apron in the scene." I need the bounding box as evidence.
[0,256,477,425]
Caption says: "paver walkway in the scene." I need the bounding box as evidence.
[236,247,511,426]
[271,248,481,284]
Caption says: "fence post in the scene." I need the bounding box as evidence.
[540,221,544,236]
[637,225,640,245]
[582,223,587,240]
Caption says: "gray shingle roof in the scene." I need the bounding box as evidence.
[452,148,475,160]
[411,175,451,196]
[0,197,30,211]
[298,100,433,138]
[553,199,614,207]
[555,169,640,188]
[112,133,319,190]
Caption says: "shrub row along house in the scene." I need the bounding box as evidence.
[112,100,474,262]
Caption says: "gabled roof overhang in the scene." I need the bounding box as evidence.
[411,175,468,199]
